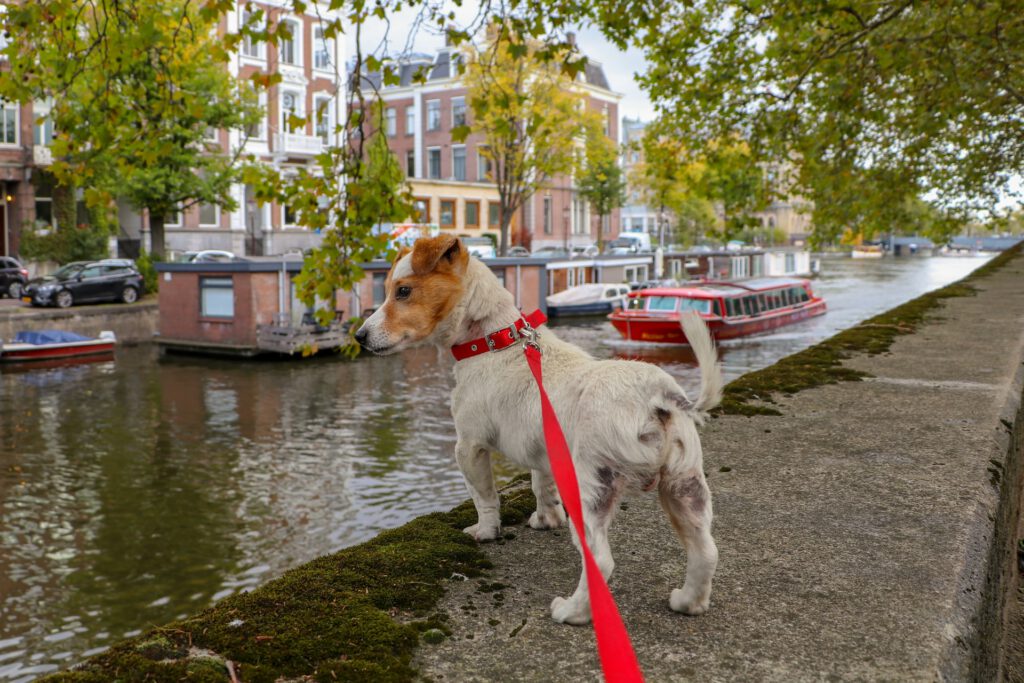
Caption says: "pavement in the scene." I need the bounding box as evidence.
[413,251,1024,682]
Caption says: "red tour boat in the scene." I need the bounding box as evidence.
[0,330,116,362]
[608,278,826,344]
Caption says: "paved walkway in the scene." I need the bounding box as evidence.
[414,252,1024,681]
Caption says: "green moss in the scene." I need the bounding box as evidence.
[45,486,537,683]
[718,245,1021,416]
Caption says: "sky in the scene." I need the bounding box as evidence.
[358,7,657,123]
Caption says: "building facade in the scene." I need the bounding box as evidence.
[358,36,622,252]
[619,116,663,235]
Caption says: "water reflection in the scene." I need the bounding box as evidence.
[0,254,990,679]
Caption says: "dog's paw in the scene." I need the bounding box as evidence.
[463,523,501,542]
[550,596,591,625]
[528,505,566,530]
[669,588,710,616]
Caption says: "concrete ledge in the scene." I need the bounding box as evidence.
[44,249,1024,681]
[0,299,158,344]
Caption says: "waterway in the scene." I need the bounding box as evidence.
[0,254,991,680]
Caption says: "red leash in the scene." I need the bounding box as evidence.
[523,340,645,682]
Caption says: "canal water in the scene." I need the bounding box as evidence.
[0,254,990,679]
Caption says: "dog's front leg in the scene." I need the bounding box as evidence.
[528,468,566,530]
[455,442,501,542]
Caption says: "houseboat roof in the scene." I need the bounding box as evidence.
[635,277,811,299]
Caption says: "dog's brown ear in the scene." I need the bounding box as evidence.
[411,235,468,275]
[392,245,411,266]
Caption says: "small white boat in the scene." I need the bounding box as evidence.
[0,330,116,363]
[851,245,885,258]
[546,283,631,317]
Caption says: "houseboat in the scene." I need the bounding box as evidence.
[608,278,826,344]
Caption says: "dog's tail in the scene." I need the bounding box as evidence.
[680,311,723,419]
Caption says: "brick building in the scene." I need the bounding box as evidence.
[357,35,623,252]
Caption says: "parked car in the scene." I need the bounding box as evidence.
[570,244,600,258]
[184,249,236,263]
[23,260,145,308]
[530,246,570,258]
[0,256,29,299]
[506,246,531,257]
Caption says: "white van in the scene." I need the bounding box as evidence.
[606,232,653,254]
[461,236,497,259]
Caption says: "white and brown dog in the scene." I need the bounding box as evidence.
[355,235,722,625]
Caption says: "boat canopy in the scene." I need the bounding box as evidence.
[14,330,93,345]
[546,283,609,305]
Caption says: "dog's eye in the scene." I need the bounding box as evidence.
[396,285,412,300]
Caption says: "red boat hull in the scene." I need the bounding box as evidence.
[0,340,116,362]
[609,300,827,344]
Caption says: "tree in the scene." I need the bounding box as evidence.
[457,21,590,255]
[628,121,715,247]
[697,138,768,243]
[1,0,263,259]
[633,0,1023,240]
[576,123,626,252]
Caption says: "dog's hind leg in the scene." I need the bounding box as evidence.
[550,468,624,625]
[456,441,501,542]
[528,468,566,530]
[658,469,718,615]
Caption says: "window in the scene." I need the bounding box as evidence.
[246,91,267,140]
[678,297,711,313]
[602,214,611,235]
[624,265,648,282]
[428,148,441,179]
[201,277,234,318]
[164,206,182,227]
[385,108,396,137]
[281,92,300,131]
[241,9,264,59]
[313,26,332,70]
[477,147,492,181]
[426,100,441,131]
[33,172,53,228]
[543,196,552,235]
[0,100,16,144]
[488,203,500,228]
[279,19,299,65]
[646,296,679,312]
[405,106,414,135]
[440,200,455,227]
[372,272,387,305]
[452,97,466,127]
[33,107,54,146]
[199,202,219,227]
[465,200,480,228]
[315,97,332,143]
[492,269,506,286]
[413,198,430,223]
[284,204,299,227]
[406,150,416,178]
[452,146,466,181]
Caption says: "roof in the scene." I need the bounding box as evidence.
[635,278,811,298]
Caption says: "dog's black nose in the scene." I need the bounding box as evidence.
[354,326,369,347]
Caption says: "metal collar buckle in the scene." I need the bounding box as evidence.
[519,320,541,354]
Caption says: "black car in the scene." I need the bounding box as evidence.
[23,259,145,308]
[1,256,29,298]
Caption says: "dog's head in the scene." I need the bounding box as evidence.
[355,235,470,355]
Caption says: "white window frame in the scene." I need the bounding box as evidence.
[315,96,333,144]
[385,107,396,137]
[405,106,415,136]
[426,99,441,131]
[451,96,466,128]
[427,146,441,179]
[246,91,267,141]
[406,149,416,178]
[278,18,302,67]
[312,25,333,72]
[452,145,466,181]
[477,147,492,182]
[32,101,54,146]
[200,277,235,319]
[281,90,303,133]
[283,204,300,229]
[239,8,265,61]
[198,202,220,227]
[0,99,18,146]
[164,206,182,227]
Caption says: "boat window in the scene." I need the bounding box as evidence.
[627,297,644,310]
[711,300,722,316]
[780,289,791,306]
[619,287,630,296]
[646,296,679,312]
[744,296,758,315]
[678,297,710,313]
[725,299,738,317]
[799,288,810,302]
[604,288,618,298]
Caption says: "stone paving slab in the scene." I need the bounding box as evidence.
[413,253,1024,682]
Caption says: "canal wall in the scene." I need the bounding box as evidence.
[0,299,158,345]
[44,247,1024,682]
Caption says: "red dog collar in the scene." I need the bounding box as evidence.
[451,309,547,361]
